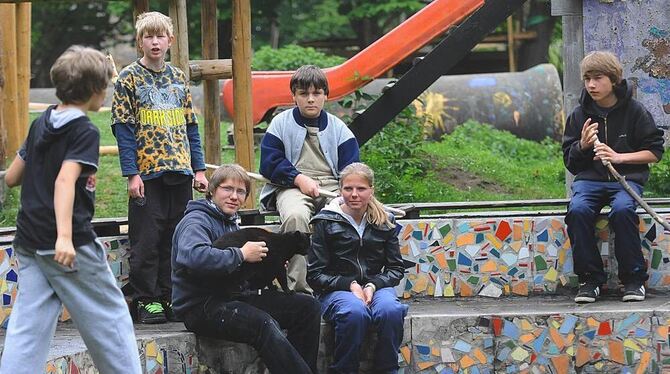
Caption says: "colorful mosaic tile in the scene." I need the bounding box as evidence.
[102,236,131,289]
[396,215,670,299]
[142,339,198,374]
[0,244,19,328]
[410,316,494,373]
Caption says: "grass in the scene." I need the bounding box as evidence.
[0,110,259,227]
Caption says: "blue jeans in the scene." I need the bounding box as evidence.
[565,180,648,285]
[320,287,408,374]
[182,290,321,374]
[0,241,141,374]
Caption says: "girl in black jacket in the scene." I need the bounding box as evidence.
[308,162,407,374]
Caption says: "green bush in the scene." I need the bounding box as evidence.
[647,151,670,197]
[252,45,346,71]
[360,106,430,203]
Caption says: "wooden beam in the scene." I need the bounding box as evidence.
[560,0,584,196]
[169,0,189,80]
[506,16,516,72]
[0,4,19,159]
[232,0,255,207]
[131,0,149,57]
[551,0,582,16]
[0,19,6,167]
[201,0,221,167]
[189,59,232,81]
[16,2,29,142]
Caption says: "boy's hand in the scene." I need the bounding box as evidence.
[240,241,268,263]
[594,142,622,164]
[54,237,76,268]
[127,175,144,198]
[193,171,208,193]
[294,174,320,198]
[579,118,599,151]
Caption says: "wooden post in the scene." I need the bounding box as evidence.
[0,21,6,167]
[0,4,19,159]
[552,0,584,196]
[506,16,516,72]
[169,0,189,80]
[232,0,255,206]
[16,1,29,142]
[132,0,149,57]
[202,0,221,168]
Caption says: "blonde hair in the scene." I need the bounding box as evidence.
[50,45,114,104]
[339,163,393,228]
[580,51,623,84]
[206,164,251,200]
[135,11,174,46]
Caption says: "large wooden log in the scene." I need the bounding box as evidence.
[201,0,221,168]
[168,0,189,80]
[0,4,19,159]
[232,0,255,206]
[16,2,29,142]
[0,20,6,166]
[189,59,232,81]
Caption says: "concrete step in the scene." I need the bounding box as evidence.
[1,294,668,373]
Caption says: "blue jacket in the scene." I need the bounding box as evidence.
[171,199,244,317]
[259,108,359,209]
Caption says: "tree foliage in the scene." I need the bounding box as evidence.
[31,2,132,87]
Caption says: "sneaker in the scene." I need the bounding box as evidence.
[162,300,182,322]
[137,301,167,324]
[622,283,645,302]
[574,283,600,303]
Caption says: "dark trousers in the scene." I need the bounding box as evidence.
[565,180,648,286]
[129,174,192,302]
[182,290,321,374]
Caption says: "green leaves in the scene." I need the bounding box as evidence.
[252,45,346,71]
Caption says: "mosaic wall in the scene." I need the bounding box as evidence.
[42,337,199,374]
[0,236,130,326]
[407,310,668,374]
[396,215,670,298]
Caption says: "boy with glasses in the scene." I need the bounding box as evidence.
[171,164,321,373]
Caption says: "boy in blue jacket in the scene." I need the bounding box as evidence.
[259,65,360,293]
[171,164,321,373]
[562,51,664,304]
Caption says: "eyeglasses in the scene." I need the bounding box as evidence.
[218,185,248,198]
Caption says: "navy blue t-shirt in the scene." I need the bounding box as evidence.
[13,105,100,249]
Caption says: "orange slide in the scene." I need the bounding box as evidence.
[221,0,484,125]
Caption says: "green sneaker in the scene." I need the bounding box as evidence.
[137,301,167,324]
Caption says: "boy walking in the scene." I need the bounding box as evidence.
[0,46,141,373]
[259,65,360,293]
[112,11,208,324]
[562,51,664,304]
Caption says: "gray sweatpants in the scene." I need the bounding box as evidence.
[0,240,141,374]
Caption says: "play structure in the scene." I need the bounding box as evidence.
[0,0,669,373]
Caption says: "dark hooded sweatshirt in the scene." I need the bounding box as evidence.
[562,79,664,185]
[171,199,245,317]
[14,105,99,250]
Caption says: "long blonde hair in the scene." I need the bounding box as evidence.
[339,163,393,228]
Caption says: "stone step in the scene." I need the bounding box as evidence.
[1,294,668,373]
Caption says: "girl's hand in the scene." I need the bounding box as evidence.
[350,282,366,304]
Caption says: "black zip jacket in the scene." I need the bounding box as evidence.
[307,208,404,295]
[562,79,664,185]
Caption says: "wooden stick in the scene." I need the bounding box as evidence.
[595,140,670,232]
[205,163,406,217]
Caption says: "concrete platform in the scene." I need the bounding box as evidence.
[2,294,669,373]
